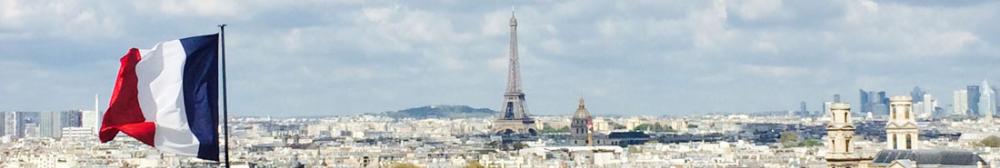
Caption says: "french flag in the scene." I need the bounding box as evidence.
[100,34,220,161]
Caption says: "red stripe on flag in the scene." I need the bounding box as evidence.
[100,48,155,147]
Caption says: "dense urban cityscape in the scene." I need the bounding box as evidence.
[3,11,1000,168]
[4,1,1000,168]
[2,93,999,167]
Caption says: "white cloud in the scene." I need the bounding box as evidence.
[481,10,511,36]
[540,39,565,54]
[3,0,1000,116]
[860,0,879,12]
[741,64,807,78]
[362,5,399,23]
[147,0,242,17]
[488,54,508,75]
[752,39,779,53]
[597,19,619,37]
[905,31,979,56]
[729,0,785,21]
[0,1,120,40]
[0,0,22,23]
[689,0,733,49]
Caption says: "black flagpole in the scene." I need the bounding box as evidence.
[218,24,231,168]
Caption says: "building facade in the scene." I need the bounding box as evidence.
[0,112,6,137]
[911,87,925,103]
[954,90,969,116]
[571,98,593,146]
[860,90,890,117]
[825,103,871,168]
[968,85,981,117]
[980,80,994,122]
[14,112,39,138]
[886,96,917,150]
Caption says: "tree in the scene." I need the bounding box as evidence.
[541,125,569,133]
[633,123,678,132]
[464,160,485,168]
[799,139,822,147]
[513,142,529,150]
[633,123,653,131]
[981,136,1000,148]
[780,131,800,147]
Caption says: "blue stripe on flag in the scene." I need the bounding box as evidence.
[179,34,220,161]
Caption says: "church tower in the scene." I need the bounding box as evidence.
[492,11,538,136]
[825,102,869,167]
[571,97,593,146]
[886,96,918,150]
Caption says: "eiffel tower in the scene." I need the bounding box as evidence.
[492,11,537,136]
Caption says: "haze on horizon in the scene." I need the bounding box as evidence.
[2,0,1000,117]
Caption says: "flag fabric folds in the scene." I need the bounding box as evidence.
[100,34,220,161]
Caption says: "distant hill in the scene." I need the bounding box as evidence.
[375,105,498,119]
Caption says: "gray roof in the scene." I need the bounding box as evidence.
[873,149,987,166]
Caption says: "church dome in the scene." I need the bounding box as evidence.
[574,97,591,119]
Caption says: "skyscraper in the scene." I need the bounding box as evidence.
[493,11,537,136]
[14,112,39,138]
[34,110,82,139]
[878,91,888,103]
[3,112,17,137]
[922,94,937,118]
[954,90,969,116]
[886,96,918,150]
[39,111,62,138]
[911,87,925,103]
[823,102,833,119]
[995,86,1000,118]
[859,90,871,114]
[980,80,994,122]
[60,110,82,128]
[81,110,98,134]
[859,89,891,117]
[799,101,808,117]
[0,112,5,137]
[968,85,981,117]
[81,94,101,134]
[912,93,937,119]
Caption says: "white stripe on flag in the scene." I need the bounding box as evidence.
[136,40,202,156]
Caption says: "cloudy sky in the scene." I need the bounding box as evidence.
[2,0,1000,117]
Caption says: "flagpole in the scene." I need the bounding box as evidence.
[218,24,231,168]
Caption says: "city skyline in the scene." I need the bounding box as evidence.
[4,1,1000,117]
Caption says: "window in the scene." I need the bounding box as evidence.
[831,140,836,151]
[906,134,912,149]
[846,139,851,152]
[905,109,910,120]
[891,105,897,120]
[892,134,898,149]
